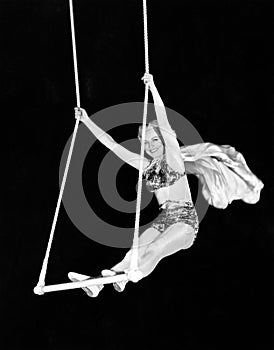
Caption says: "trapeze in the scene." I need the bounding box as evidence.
[34,270,143,295]
[33,0,263,297]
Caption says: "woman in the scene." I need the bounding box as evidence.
[69,73,199,297]
[69,73,263,297]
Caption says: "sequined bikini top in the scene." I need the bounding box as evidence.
[143,154,186,193]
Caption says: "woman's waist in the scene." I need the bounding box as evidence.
[156,187,192,206]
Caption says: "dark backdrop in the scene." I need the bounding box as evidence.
[1,1,272,349]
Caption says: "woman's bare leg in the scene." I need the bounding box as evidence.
[112,222,195,274]
[135,222,196,278]
[103,223,196,291]
[101,228,161,292]
[110,227,160,272]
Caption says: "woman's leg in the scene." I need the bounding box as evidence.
[110,227,161,272]
[101,228,160,292]
[136,222,196,278]
[110,221,195,277]
[103,222,195,292]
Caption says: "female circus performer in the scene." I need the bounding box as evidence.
[69,73,263,297]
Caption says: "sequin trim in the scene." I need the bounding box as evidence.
[143,154,185,192]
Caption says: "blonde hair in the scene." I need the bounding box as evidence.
[138,120,163,143]
[138,119,176,145]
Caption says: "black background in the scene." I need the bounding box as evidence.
[1,0,272,349]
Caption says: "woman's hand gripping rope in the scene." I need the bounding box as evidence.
[142,73,156,91]
[74,107,89,123]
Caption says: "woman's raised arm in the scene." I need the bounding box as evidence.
[142,74,180,152]
[75,108,116,150]
[75,108,149,171]
[143,75,167,123]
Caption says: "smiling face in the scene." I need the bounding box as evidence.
[143,127,165,159]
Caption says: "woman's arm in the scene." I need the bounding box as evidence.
[75,108,149,170]
[142,74,180,151]
[150,83,169,127]
[77,108,116,150]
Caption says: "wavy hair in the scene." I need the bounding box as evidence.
[138,119,176,147]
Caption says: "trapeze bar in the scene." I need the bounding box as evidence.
[34,273,128,295]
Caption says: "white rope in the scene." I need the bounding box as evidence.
[69,0,81,108]
[129,85,149,274]
[143,0,149,74]
[34,0,81,291]
[35,0,150,291]
[129,0,150,277]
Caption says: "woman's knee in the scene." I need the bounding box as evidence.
[173,222,197,249]
[181,229,197,249]
[159,222,197,250]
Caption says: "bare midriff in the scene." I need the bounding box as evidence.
[156,175,192,206]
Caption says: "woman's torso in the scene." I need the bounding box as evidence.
[143,148,192,205]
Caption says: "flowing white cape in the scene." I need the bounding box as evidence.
[180,143,264,209]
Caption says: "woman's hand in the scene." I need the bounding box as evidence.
[75,107,89,122]
[142,73,156,91]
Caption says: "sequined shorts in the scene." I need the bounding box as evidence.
[151,200,199,238]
